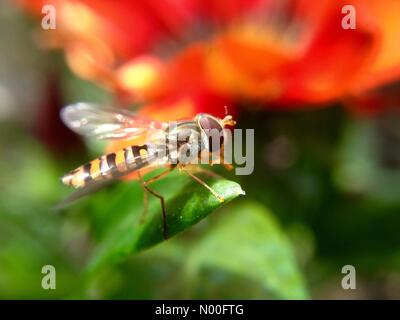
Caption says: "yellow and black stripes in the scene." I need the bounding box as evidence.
[82,163,92,183]
[62,144,150,189]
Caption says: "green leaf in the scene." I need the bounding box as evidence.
[184,202,309,299]
[85,174,245,275]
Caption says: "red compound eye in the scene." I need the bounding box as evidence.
[199,115,224,152]
[200,116,222,132]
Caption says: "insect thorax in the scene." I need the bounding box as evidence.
[146,121,206,166]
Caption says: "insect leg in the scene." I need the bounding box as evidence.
[222,163,234,171]
[142,167,175,239]
[143,185,168,239]
[180,167,225,203]
[197,167,224,179]
[186,165,225,180]
[137,171,148,223]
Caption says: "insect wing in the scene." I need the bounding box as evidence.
[60,102,166,140]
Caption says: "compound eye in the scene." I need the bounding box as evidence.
[199,115,224,152]
[199,116,222,132]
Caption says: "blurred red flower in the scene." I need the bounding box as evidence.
[16,0,400,117]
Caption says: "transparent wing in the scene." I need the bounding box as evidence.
[60,102,166,140]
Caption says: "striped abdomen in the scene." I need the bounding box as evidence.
[62,145,150,188]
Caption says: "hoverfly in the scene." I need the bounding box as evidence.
[59,102,236,238]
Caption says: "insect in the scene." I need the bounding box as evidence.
[59,102,236,239]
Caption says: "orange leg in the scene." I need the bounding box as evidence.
[193,166,224,180]
[180,167,225,203]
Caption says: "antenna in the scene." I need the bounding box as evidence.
[221,105,236,127]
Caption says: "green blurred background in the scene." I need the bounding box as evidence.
[1,2,400,299]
